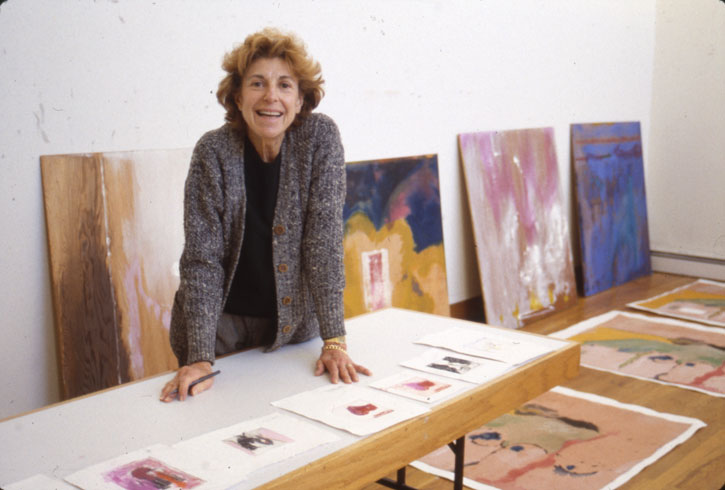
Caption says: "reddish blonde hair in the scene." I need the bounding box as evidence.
[217,27,324,132]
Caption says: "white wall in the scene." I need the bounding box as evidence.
[0,0,657,419]
[648,0,725,277]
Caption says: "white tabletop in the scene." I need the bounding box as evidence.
[0,308,571,488]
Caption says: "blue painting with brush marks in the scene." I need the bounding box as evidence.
[571,122,651,296]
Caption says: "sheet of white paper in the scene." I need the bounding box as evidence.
[4,474,77,490]
[64,443,238,490]
[415,326,561,365]
[400,348,513,383]
[271,384,429,436]
[370,370,474,403]
[173,412,339,480]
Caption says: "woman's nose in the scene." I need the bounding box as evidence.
[263,86,278,101]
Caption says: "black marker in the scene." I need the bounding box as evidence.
[170,370,221,397]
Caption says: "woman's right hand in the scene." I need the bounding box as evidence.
[160,361,214,402]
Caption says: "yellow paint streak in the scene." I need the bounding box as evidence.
[638,289,725,309]
[569,326,673,345]
[343,212,449,318]
[530,291,543,311]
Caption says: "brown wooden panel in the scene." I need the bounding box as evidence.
[41,149,190,399]
[41,154,125,399]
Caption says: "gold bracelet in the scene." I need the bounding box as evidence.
[322,344,347,353]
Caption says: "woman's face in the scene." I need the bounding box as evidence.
[236,57,303,151]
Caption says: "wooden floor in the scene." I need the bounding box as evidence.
[363,272,724,490]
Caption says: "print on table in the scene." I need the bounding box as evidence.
[413,387,704,490]
[401,348,512,384]
[370,371,469,403]
[104,457,204,490]
[224,427,294,456]
[338,399,393,419]
[427,356,480,375]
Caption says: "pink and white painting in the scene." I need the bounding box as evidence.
[458,128,576,328]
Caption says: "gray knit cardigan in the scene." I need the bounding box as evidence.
[169,113,347,366]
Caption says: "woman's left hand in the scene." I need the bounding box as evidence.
[314,347,371,384]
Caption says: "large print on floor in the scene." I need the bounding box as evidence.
[552,310,725,397]
[571,122,651,296]
[413,387,704,490]
[458,128,576,328]
[343,154,449,318]
[627,279,725,327]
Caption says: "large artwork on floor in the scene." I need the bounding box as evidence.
[552,310,725,397]
[458,128,576,328]
[570,122,651,296]
[413,386,704,490]
[343,154,449,318]
[627,279,725,328]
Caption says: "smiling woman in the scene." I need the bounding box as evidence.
[160,27,371,403]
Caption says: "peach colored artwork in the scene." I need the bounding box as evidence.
[553,311,725,397]
[414,387,704,490]
[627,279,725,327]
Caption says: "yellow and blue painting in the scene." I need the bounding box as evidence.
[343,155,449,318]
[571,122,651,296]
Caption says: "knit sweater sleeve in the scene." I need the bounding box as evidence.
[302,114,347,339]
[176,134,227,364]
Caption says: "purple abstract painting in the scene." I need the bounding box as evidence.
[571,122,651,296]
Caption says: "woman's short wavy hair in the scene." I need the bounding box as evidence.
[217,27,325,132]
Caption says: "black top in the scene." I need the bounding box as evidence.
[223,136,281,318]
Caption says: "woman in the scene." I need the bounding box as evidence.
[160,28,370,402]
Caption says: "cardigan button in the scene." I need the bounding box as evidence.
[273,225,286,235]
[282,324,292,334]
[282,296,292,305]
[278,263,288,273]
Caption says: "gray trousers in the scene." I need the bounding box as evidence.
[215,313,276,357]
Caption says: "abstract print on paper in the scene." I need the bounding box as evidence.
[571,122,651,296]
[104,457,204,490]
[552,311,725,397]
[628,279,725,327]
[459,128,576,328]
[413,386,704,490]
[343,155,449,318]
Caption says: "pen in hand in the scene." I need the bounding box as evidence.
[170,370,221,397]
